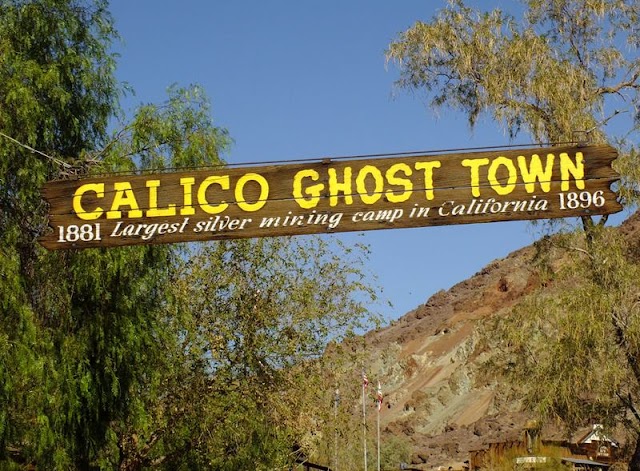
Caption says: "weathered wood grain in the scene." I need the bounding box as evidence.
[39,144,622,250]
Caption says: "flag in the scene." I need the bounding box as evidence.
[376,382,383,411]
[362,370,369,388]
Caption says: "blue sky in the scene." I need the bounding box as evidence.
[107,1,624,322]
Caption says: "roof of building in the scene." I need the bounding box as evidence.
[561,457,610,468]
[576,424,619,447]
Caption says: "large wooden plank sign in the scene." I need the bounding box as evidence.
[39,144,621,250]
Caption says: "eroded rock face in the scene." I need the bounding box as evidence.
[363,212,640,469]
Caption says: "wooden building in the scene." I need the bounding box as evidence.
[467,424,620,470]
[569,425,619,464]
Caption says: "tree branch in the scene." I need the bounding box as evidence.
[0,131,70,169]
[612,309,640,400]
[616,391,640,427]
[594,72,640,97]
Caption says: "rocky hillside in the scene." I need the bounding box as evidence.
[362,212,640,469]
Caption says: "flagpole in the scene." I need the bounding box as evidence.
[376,382,382,471]
[377,400,380,471]
[334,388,339,471]
[362,371,368,471]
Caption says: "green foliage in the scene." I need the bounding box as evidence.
[146,237,381,469]
[379,435,412,471]
[386,0,640,206]
[0,0,119,242]
[99,236,380,470]
[0,2,231,469]
[0,83,230,467]
[480,225,640,468]
[489,228,640,432]
[98,84,232,173]
[386,0,639,141]
[0,0,121,467]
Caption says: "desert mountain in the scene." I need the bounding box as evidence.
[361,212,640,469]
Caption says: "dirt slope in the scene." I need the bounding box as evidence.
[363,212,640,469]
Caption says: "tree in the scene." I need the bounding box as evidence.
[386,0,639,209]
[0,0,122,467]
[108,236,380,470]
[0,2,381,469]
[386,0,640,468]
[0,1,229,468]
[379,435,412,471]
[487,224,640,464]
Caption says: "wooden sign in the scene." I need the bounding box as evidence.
[39,144,621,250]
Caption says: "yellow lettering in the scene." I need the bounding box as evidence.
[488,156,517,196]
[328,167,353,207]
[560,151,585,191]
[293,169,323,209]
[180,177,196,216]
[462,158,490,197]
[106,182,142,219]
[356,165,384,205]
[414,161,441,200]
[518,154,554,193]
[236,173,269,212]
[385,163,413,203]
[198,176,229,214]
[73,183,105,220]
[146,180,177,217]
